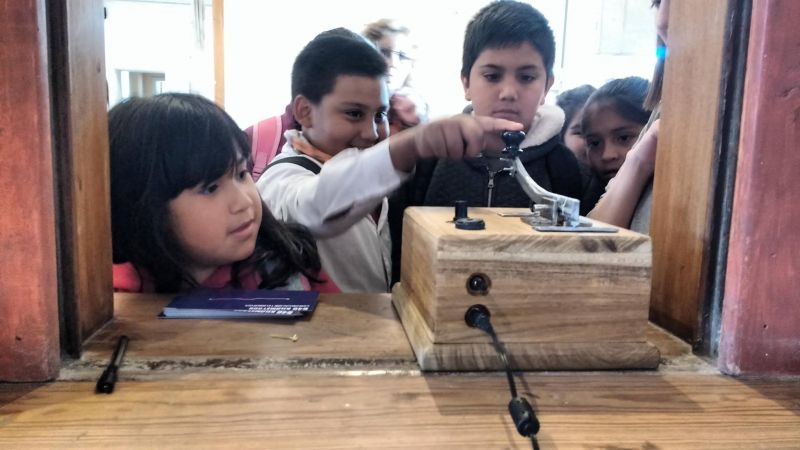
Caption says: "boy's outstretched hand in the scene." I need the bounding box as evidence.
[388,115,524,172]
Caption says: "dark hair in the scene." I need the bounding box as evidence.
[108,93,321,292]
[292,28,387,104]
[582,77,651,131]
[462,0,556,79]
[556,84,596,141]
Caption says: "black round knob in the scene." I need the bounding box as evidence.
[455,217,485,230]
[501,131,526,149]
[466,273,491,295]
[454,200,468,220]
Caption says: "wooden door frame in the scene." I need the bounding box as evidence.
[213,0,224,106]
[0,0,61,382]
[650,0,737,344]
[717,0,800,375]
[47,0,113,357]
[652,0,800,375]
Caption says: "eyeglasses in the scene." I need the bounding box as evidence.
[379,48,414,63]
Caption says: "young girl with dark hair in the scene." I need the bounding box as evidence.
[109,93,338,293]
[587,0,668,232]
[579,76,651,214]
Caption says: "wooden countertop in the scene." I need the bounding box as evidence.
[2,293,798,448]
[2,373,799,448]
[64,293,417,378]
[63,292,700,379]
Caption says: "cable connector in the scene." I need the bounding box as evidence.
[509,396,540,437]
[464,304,493,333]
[465,304,541,446]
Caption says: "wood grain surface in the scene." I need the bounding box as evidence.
[48,0,114,355]
[1,373,798,449]
[66,293,702,378]
[718,0,800,375]
[6,293,786,449]
[0,0,61,381]
[65,293,416,377]
[400,208,652,345]
[393,283,660,371]
[213,0,224,106]
[649,0,731,342]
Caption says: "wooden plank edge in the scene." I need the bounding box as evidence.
[393,283,660,371]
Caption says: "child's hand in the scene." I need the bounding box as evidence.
[389,115,523,172]
[627,119,659,176]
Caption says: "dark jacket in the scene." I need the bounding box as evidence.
[411,135,582,207]
[388,134,583,284]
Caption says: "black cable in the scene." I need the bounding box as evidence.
[96,335,129,394]
[487,322,518,398]
[465,305,541,441]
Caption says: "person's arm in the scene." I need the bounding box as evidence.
[257,144,401,238]
[258,116,521,238]
[588,119,659,228]
[388,114,521,172]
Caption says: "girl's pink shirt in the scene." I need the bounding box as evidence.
[113,263,340,294]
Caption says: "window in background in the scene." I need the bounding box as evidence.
[104,0,214,108]
[555,0,657,95]
[224,0,655,127]
[117,70,166,99]
[104,0,655,124]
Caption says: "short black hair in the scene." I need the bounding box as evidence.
[556,84,596,140]
[462,1,556,79]
[292,28,388,104]
[582,76,651,130]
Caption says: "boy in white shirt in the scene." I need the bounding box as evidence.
[256,28,520,293]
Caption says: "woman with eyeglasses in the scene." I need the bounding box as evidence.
[363,19,429,135]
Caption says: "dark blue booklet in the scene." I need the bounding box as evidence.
[160,289,319,319]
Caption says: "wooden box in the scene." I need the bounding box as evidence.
[392,207,660,371]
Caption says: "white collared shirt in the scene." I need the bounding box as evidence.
[256,132,409,293]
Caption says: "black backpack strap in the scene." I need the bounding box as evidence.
[265,156,322,175]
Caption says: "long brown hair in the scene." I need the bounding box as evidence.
[644,36,666,111]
